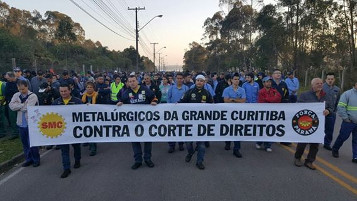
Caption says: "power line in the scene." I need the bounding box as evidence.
[91,0,134,37]
[69,0,134,41]
[80,0,127,33]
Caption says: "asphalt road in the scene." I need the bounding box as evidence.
[0,118,356,201]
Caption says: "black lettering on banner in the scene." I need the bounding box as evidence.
[72,113,82,122]
[185,125,193,136]
[164,111,179,121]
[276,125,285,137]
[220,124,229,136]
[198,124,206,136]
[73,126,82,138]
[244,124,252,136]
[135,125,144,137]
[231,111,238,120]
[149,125,157,136]
[158,125,167,137]
[266,125,276,136]
[207,124,215,136]
[153,111,160,121]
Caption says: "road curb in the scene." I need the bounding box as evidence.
[0,153,24,174]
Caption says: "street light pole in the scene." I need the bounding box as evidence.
[128,8,162,73]
[128,7,145,72]
[156,47,166,72]
[151,42,158,72]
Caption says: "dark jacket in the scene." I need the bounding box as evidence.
[121,86,158,104]
[214,80,230,103]
[179,87,214,103]
[5,81,18,104]
[142,83,162,103]
[52,96,83,105]
[272,80,289,103]
[96,83,111,104]
[298,90,333,112]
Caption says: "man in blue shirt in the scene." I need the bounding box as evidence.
[242,73,259,103]
[285,72,299,103]
[167,72,189,153]
[222,73,246,158]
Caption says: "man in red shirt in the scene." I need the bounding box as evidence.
[257,77,282,152]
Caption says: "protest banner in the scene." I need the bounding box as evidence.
[28,103,325,146]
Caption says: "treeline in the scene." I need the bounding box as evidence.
[183,0,357,89]
[0,2,154,73]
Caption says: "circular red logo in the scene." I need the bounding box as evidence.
[292,109,319,136]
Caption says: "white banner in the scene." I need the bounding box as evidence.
[28,103,325,146]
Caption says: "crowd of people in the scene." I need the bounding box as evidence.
[0,67,356,178]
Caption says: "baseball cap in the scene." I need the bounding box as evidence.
[13,67,21,72]
[262,76,272,82]
[196,74,205,80]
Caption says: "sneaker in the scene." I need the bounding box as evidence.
[33,162,40,167]
[22,161,33,167]
[131,162,142,170]
[233,150,242,158]
[60,169,71,178]
[304,162,316,170]
[266,148,272,152]
[323,144,332,151]
[255,144,262,150]
[179,144,184,151]
[73,161,81,169]
[185,154,193,162]
[294,158,303,167]
[168,147,175,153]
[352,158,357,163]
[89,151,96,156]
[332,150,339,158]
[145,160,155,168]
[196,162,205,170]
[224,144,231,150]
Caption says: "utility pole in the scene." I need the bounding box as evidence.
[158,53,161,72]
[151,42,158,72]
[128,7,145,72]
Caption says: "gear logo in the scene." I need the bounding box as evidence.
[38,112,66,138]
[292,109,319,136]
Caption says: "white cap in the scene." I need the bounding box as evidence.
[195,74,205,80]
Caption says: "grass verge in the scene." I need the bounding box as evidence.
[0,138,23,164]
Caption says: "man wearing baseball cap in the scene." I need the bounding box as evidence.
[179,74,214,170]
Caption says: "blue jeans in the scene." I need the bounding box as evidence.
[225,141,241,150]
[257,142,272,148]
[19,127,40,164]
[324,113,336,146]
[132,142,152,163]
[333,121,357,158]
[61,144,81,170]
[168,142,184,148]
[186,142,205,163]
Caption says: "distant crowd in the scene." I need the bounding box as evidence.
[0,67,356,178]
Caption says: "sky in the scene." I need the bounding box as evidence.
[3,0,275,70]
